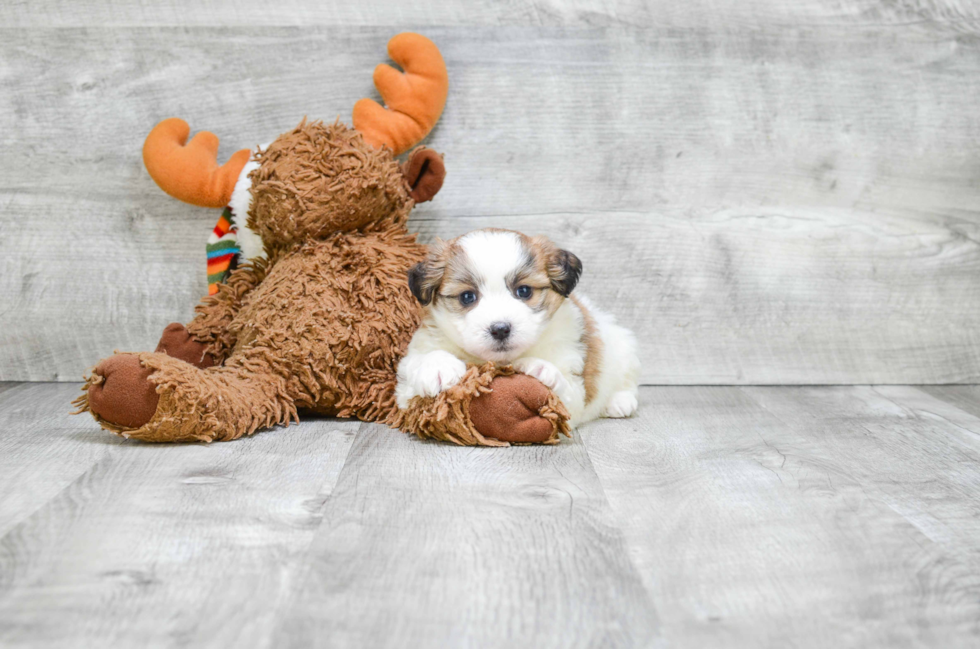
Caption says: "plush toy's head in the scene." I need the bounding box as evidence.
[141,33,448,253]
[246,120,441,250]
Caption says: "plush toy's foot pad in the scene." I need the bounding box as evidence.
[469,374,558,444]
[156,322,215,369]
[84,355,159,430]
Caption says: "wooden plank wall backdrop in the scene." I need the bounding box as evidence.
[1,1,979,383]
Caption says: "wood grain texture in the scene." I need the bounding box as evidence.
[3,0,980,29]
[2,18,980,382]
[0,383,113,538]
[746,385,980,578]
[274,423,660,649]
[582,386,980,648]
[0,383,358,648]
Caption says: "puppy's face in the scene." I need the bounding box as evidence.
[409,229,582,362]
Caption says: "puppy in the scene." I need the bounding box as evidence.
[396,228,639,428]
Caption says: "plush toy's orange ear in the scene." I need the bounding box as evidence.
[352,33,449,156]
[142,118,251,208]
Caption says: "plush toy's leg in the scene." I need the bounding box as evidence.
[139,260,270,371]
[184,260,269,363]
[392,364,571,447]
[75,351,295,443]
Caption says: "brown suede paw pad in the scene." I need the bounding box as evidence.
[468,373,559,444]
[155,322,215,368]
[78,354,159,431]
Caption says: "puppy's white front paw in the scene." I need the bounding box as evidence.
[412,351,468,398]
[514,357,566,392]
[604,390,638,418]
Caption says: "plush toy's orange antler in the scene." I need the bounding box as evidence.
[142,118,251,208]
[353,33,449,156]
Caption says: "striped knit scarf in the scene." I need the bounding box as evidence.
[206,206,241,295]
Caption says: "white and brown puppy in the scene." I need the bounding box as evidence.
[396,228,639,428]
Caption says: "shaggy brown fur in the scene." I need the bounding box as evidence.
[76,120,568,445]
[186,260,270,363]
[249,120,413,250]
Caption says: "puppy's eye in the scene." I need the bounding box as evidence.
[459,290,478,306]
[515,285,533,300]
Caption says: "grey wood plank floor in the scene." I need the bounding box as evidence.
[1,383,979,648]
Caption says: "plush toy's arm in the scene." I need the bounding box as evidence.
[391,363,571,446]
[184,259,270,364]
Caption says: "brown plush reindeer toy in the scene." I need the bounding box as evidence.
[74,33,569,446]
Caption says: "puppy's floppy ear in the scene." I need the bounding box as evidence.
[402,147,445,203]
[407,239,448,306]
[546,248,582,297]
[408,263,437,305]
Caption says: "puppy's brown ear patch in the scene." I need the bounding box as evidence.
[547,248,582,297]
[408,262,437,305]
[408,239,449,306]
[402,147,445,203]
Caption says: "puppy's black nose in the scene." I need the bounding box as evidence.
[489,322,512,341]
